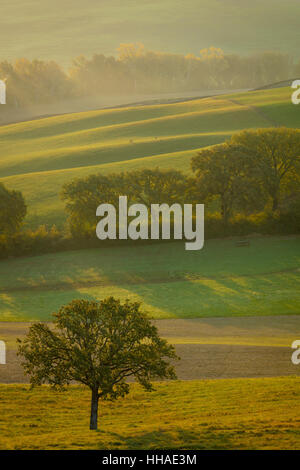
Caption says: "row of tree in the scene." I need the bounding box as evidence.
[191,128,300,228]
[1,127,300,256]
[1,45,300,109]
[62,127,300,237]
[0,58,72,108]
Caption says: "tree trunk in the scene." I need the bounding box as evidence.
[90,389,99,430]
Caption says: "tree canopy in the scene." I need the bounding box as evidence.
[61,169,187,237]
[17,297,179,430]
[230,128,300,211]
[191,143,264,229]
[0,182,26,234]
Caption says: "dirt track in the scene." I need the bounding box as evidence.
[1,316,300,383]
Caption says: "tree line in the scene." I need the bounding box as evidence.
[61,127,300,237]
[1,127,299,259]
[1,45,300,109]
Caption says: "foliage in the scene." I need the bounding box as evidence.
[61,173,129,238]
[17,297,178,429]
[70,47,294,95]
[0,58,72,108]
[0,182,26,235]
[0,47,296,110]
[191,143,264,229]
[230,128,300,211]
[61,169,187,238]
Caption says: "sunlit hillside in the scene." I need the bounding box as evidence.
[1,87,298,229]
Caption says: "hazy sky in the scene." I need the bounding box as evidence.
[1,0,299,66]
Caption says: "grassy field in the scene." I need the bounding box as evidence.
[1,86,299,229]
[0,236,299,321]
[0,83,299,452]
[1,1,300,65]
[0,88,299,321]
[1,3,300,452]
[1,377,300,449]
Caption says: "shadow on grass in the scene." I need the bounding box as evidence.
[100,428,239,450]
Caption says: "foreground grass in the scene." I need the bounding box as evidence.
[0,236,299,321]
[0,377,300,450]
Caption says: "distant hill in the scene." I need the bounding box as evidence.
[254,79,300,91]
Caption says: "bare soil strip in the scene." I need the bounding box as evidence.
[1,344,299,384]
[1,316,299,383]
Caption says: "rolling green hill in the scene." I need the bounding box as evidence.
[1,0,300,65]
[0,87,299,322]
[1,86,298,229]
[0,236,299,321]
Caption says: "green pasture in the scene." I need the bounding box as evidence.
[0,236,299,321]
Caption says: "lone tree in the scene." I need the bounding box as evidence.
[17,297,179,430]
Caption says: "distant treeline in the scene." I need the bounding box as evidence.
[60,127,300,240]
[1,44,300,108]
[1,127,300,259]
